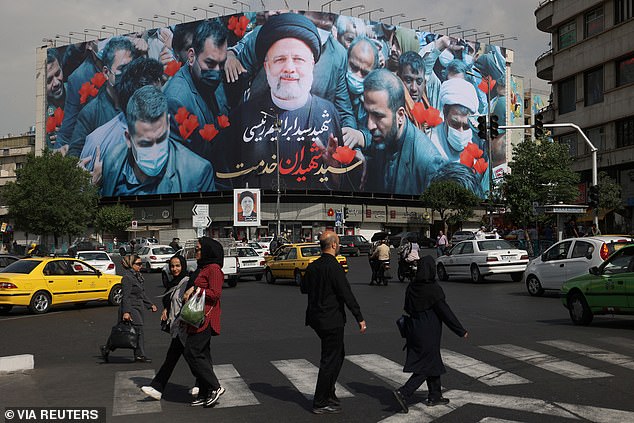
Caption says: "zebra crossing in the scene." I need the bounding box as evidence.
[113,336,634,420]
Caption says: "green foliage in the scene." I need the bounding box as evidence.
[420,180,481,229]
[502,139,579,227]
[2,150,98,245]
[597,171,623,212]
[95,204,134,236]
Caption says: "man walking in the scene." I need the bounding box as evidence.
[301,231,366,414]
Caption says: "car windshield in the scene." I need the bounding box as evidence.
[1,260,39,274]
[238,248,258,257]
[301,246,322,257]
[340,236,353,243]
[477,240,514,251]
[77,252,109,261]
[152,246,175,255]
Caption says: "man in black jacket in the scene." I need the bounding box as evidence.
[301,231,366,414]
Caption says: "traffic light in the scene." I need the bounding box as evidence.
[489,114,499,138]
[343,207,349,220]
[327,207,334,217]
[477,115,487,140]
[588,185,600,209]
[534,113,544,138]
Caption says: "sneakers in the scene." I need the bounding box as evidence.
[191,397,206,407]
[134,356,152,363]
[204,386,225,408]
[392,389,408,413]
[189,386,200,398]
[425,397,450,407]
[312,405,342,414]
[141,386,162,401]
[100,345,109,362]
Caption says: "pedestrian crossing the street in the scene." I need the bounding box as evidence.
[113,338,634,419]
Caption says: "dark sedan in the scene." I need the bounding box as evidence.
[339,235,372,256]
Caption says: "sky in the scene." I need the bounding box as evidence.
[0,0,550,136]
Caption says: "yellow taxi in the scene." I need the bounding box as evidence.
[264,243,348,285]
[0,257,122,314]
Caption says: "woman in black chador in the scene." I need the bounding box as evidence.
[392,255,468,413]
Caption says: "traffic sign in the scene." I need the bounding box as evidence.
[193,215,212,228]
[335,211,342,222]
[192,204,209,216]
[131,220,138,229]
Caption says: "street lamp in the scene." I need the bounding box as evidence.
[119,21,146,32]
[171,10,196,22]
[418,21,444,32]
[154,13,176,25]
[138,17,167,28]
[442,24,461,35]
[473,31,490,41]
[209,2,237,15]
[56,34,84,44]
[193,6,219,18]
[85,28,113,38]
[42,38,57,47]
[260,110,282,237]
[449,28,476,38]
[399,17,426,29]
[358,8,384,21]
[69,31,88,41]
[491,35,518,45]
[101,25,122,35]
[380,13,405,25]
[484,33,504,44]
[320,0,341,12]
[232,0,249,12]
[339,4,364,15]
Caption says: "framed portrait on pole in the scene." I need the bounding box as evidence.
[234,188,261,226]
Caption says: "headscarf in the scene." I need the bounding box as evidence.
[394,27,419,55]
[166,254,188,289]
[404,255,445,313]
[121,254,143,281]
[197,236,224,269]
[255,13,322,65]
[439,78,479,114]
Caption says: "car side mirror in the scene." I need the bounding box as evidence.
[541,253,547,262]
[586,253,593,260]
[589,266,599,275]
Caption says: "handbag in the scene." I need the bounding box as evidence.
[160,319,171,333]
[396,314,411,338]
[108,320,138,349]
[180,288,210,328]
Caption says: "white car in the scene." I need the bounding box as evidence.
[524,235,633,296]
[450,230,476,244]
[75,251,116,275]
[436,239,529,283]
[244,242,265,256]
[257,237,274,255]
[138,245,176,272]
[236,246,266,280]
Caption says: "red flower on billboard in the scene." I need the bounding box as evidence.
[411,103,443,127]
[174,107,190,125]
[79,81,99,104]
[459,142,488,174]
[200,124,219,142]
[91,72,107,89]
[46,107,64,133]
[175,107,199,141]
[478,76,496,94]
[332,146,356,165]
[228,15,249,38]
[217,115,230,129]
[411,102,426,124]
[164,60,181,77]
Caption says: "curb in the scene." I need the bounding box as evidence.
[0,354,34,373]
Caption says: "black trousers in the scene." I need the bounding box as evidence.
[400,374,442,400]
[183,327,220,397]
[313,326,345,408]
[151,336,185,392]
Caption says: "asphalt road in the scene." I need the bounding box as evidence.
[1,249,634,422]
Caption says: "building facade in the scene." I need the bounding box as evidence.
[535,0,634,228]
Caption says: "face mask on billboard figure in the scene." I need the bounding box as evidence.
[189,36,227,94]
[125,113,170,178]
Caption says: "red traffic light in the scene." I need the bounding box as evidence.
[327,208,334,217]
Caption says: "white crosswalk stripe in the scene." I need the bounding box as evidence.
[481,344,613,379]
[214,364,260,408]
[113,370,161,416]
[440,349,530,386]
[346,354,412,388]
[539,340,634,372]
[478,419,522,423]
[271,359,354,400]
[599,336,634,351]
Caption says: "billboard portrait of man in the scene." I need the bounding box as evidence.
[234,189,260,226]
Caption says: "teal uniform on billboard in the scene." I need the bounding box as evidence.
[67,89,119,157]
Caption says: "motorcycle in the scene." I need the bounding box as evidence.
[397,258,417,282]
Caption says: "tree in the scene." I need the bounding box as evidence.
[596,171,623,212]
[2,150,98,248]
[420,180,481,232]
[502,138,579,228]
[95,204,134,239]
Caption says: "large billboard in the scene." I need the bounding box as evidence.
[43,10,509,199]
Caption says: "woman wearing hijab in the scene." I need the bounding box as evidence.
[182,236,225,408]
[101,254,157,363]
[141,255,197,400]
[392,255,468,413]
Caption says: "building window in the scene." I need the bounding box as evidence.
[558,77,576,114]
[15,162,23,170]
[616,117,634,148]
[584,126,604,154]
[584,67,604,106]
[615,0,633,24]
[560,133,578,156]
[616,54,634,86]
[585,7,604,37]
[558,21,576,49]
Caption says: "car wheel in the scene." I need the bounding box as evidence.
[526,275,544,296]
[294,270,303,286]
[511,272,523,282]
[470,264,483,283]
[437,264,449,281]
[227,277,238,288]
[0,305,13,314]
[29,290,51,314]
[108,284,122,306]
[265,268,275,284]
[568,291,593,326]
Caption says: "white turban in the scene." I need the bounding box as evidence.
[438,78,479,114]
